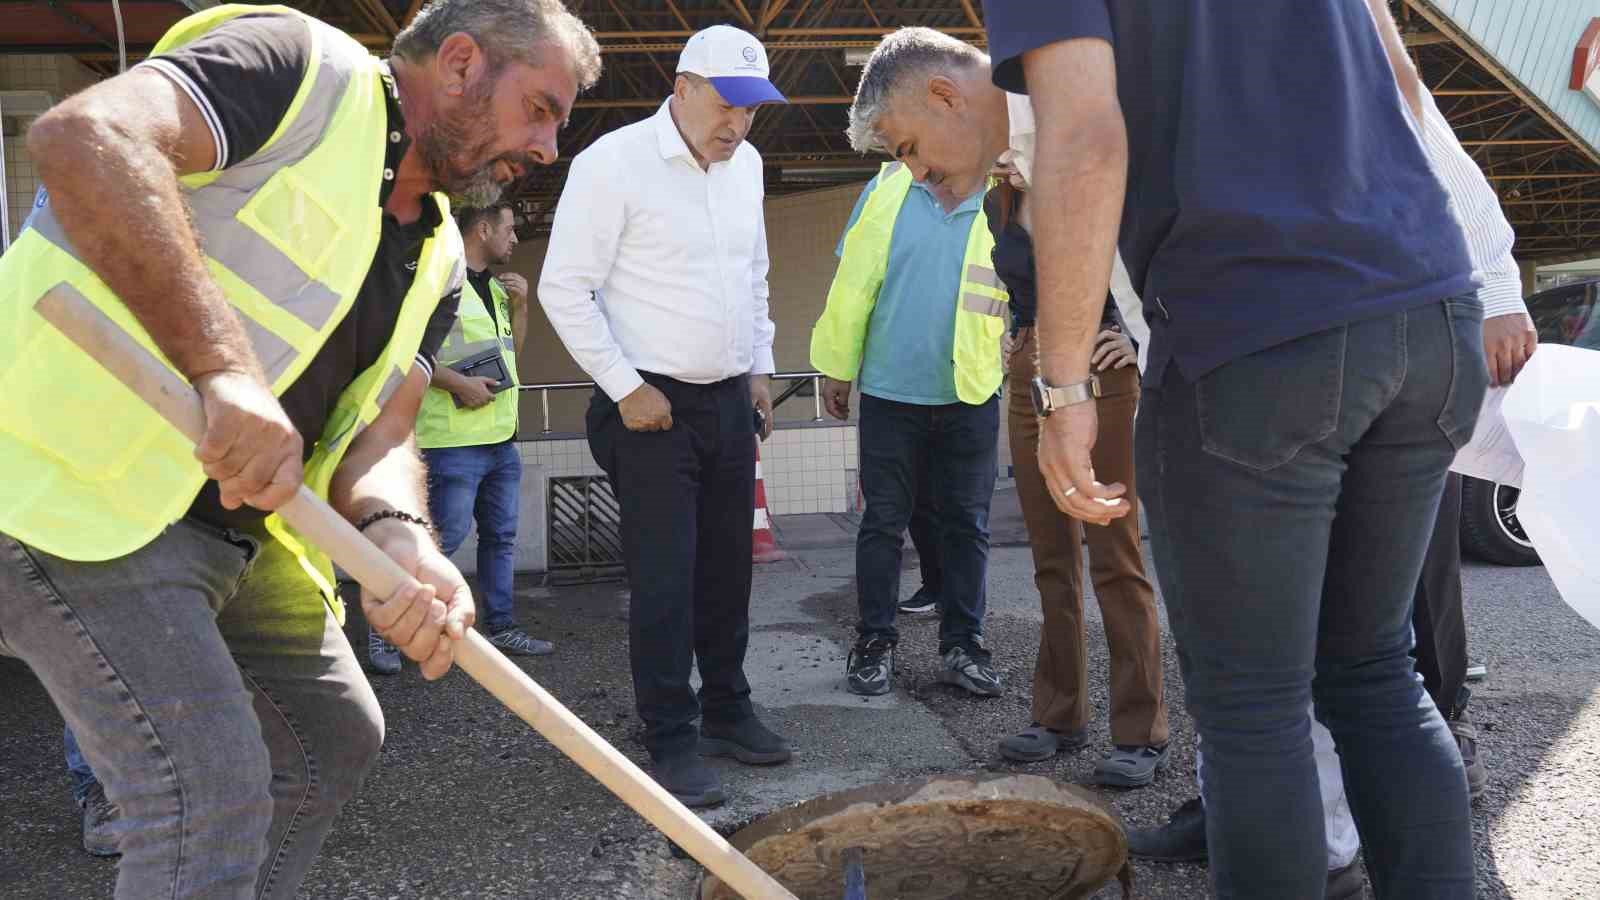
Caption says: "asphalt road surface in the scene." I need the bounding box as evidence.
[2,488,1596,898]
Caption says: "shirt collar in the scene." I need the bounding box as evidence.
[1000,91,1036,183]
[378,62,413,208]
[909,180,985,218]
[653,99,698,163]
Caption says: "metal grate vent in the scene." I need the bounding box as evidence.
[546,475,624,579]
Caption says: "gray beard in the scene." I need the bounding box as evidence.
[450,174,503,209]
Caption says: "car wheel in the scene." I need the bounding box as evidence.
[1460,476,1541,567]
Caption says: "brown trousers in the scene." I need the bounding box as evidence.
[1007,328,1169,746]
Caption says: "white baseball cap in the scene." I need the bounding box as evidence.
[676,25,788,107]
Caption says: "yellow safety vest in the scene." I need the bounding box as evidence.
[810,162,1009,404]
[0,5,463,610]
[416,275,520,448]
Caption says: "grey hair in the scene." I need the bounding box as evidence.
[847,27,987,153]
[394,0,602,90]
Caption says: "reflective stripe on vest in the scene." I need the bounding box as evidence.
[810,161,1009,404]
[0,4,463,613]
[415,275,520,449]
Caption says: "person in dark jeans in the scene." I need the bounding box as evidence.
[968,2,1486,896]
[1127,24,1543,878]
[814,165,1007,700]
[851,394,1002,693]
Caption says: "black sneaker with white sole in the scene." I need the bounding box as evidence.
[897,587,939,615]
[938,645,1002,697]
[846,637,895,696]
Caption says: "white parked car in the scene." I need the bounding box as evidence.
[1461,278,1600,566]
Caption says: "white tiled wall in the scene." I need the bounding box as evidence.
[2,132,33,244]
[760,425,857,515]
[516,424,859,516]
[519,437,605,479]
[2,55,101,245]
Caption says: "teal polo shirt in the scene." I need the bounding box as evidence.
[836,175,985,406]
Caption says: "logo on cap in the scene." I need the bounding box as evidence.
[743,46,758,63]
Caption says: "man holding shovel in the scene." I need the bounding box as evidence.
[0,3,598,898]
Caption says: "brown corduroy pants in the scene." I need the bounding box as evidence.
[1007,327,1169,746]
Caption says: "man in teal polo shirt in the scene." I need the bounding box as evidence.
[813,170,1007,700]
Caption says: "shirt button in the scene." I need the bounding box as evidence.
[383,168,395,181]
[389,131,402,143]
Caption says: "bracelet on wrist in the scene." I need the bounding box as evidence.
[355,509,434,536]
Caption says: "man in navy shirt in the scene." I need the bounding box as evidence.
[969,1,1483,896]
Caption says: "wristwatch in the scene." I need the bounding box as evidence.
[1030,374,1101,417]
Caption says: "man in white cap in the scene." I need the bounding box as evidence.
[539,25,789,807]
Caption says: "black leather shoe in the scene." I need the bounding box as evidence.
[699,717,792,766]
[653,751,725,808]
[1127,796,1207,862]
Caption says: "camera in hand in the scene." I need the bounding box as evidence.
[449,347,514,407]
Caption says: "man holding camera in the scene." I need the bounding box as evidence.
[372,202,550,674]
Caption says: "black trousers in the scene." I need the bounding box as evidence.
[587,372,756,759]
[1414,472,1469,719]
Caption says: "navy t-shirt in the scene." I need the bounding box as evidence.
[981,0,1477,381]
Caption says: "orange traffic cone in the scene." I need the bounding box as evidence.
[753,441,786,563]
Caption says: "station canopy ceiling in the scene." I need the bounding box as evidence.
[4,0,1600,260]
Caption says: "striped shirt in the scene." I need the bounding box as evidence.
[1418,92,1528,320]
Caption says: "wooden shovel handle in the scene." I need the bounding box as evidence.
[36,287,795,900]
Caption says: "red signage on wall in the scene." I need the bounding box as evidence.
[1572,17,1600,91]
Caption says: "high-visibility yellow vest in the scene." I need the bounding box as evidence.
[810,162,1009,404]
[0,5,463,610]
[416,274,520,448]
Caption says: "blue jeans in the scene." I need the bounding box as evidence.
[1138,298,1486,899]
[64,724,97,805]
[0,519,383,899]
[423,441,522,635]
[856,393,999,655]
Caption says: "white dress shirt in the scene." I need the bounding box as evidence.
[1000,91,1152,370]
[1416,91,1527,319]
[538,100,776,401]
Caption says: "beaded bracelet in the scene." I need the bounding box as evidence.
[355,509,433,535]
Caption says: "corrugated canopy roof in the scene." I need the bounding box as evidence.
[4,1,1600,261]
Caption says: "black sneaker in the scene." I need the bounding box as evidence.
[80,782,120,858]
[1127,796,1207,862]
[699,717,792,765]
[897,587,938,615]
[652,751,725,808]
[846,638,895,696]
[938,645,1002,697]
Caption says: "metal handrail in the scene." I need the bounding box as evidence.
[518,371,827,434]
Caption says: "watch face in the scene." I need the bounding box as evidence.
[1029,377,1049,416]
